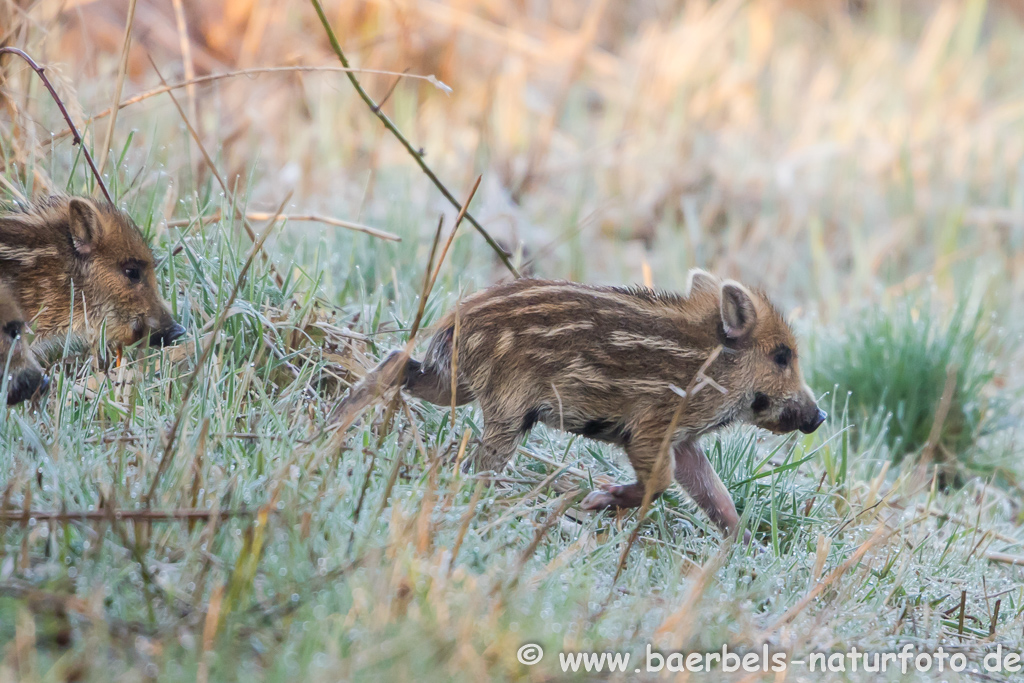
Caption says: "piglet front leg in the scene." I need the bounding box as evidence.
[673,439,741,539]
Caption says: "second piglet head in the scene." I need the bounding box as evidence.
[66,198,184,349]
[713,277,825,436]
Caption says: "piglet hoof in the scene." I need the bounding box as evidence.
[580,490,617,511]
[739,529,769,555]
[580,483,636,511]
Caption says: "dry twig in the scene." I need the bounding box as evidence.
[166,209,400,242]
[309,0,520,278]
[0,47,112,203]
[48,65,453,144]
[147,56,287,288]
[0,508,262,522]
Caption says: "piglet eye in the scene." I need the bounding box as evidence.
[773,345,792,368]
[123,266,142,284]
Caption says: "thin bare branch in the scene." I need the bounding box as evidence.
[309,0,520,278]
[166,209,400,242]
[48,66,454,144]
[147,56,287,288]
[428,175,481,295]
[0,47,112,204]
[0,508,263,522]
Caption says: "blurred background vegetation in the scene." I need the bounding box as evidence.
[5,0,1024,300]
[2,0,1024,680]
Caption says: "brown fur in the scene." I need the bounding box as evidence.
[342,270,825,537]
[0,281,47,405]
[0,196,184,352]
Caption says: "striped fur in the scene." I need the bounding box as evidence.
[345,270,826,538]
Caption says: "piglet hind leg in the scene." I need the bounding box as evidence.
[580,482,646,510]
[581,436,673,510]
[673,439,742,539]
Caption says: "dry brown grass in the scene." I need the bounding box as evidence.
[4,0,1023,305]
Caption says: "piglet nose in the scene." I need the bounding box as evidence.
[150,322,186,347]
[3,321,23,339]
[6,370,47,406]
[800,408,827,434]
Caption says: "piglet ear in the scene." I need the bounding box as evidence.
[720,280,757,340]
[685,268,718,296]
[68,198,102,257]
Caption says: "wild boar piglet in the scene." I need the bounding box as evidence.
[345,271,825,538]
[0,195,184,351]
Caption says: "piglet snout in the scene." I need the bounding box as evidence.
[800,408,827,434]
